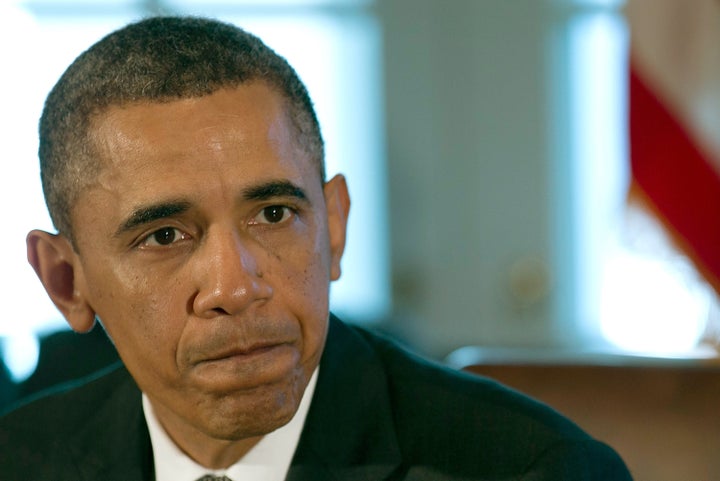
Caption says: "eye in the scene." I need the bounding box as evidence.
[140,227,190,247]
[255,205,293,224]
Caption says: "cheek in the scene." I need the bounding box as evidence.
[256,225,331,356]
[270,224,331,299]
[88,263,189,362]
[280,248,332,361]
[262,216,333,297]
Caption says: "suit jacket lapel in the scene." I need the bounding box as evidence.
[287,316,402,481]
[66,365,154,481]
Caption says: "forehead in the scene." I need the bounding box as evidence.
[92,82,296,164]
[95,83,310,180]
[72,83,319,233]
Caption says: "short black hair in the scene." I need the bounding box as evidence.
[39,16,325,242]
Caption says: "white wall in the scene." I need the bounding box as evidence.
[379,0,598,357]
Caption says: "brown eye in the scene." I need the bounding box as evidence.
[153,227,177,245]
[140,227,188,247]
[261,205,289,224]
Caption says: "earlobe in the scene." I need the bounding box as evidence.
[323,174,351,281]
[26,230,96,333]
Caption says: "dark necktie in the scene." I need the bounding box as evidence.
[196,476,233,481]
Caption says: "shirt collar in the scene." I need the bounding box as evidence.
[143,368,318,481]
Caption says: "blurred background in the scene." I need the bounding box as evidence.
[3,0,719,373]
[2,2,720,477]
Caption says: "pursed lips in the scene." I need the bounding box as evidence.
[193,339,294,366]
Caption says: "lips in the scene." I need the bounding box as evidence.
[199,341,289,364]
[184,318,301,366]
[186,338,300,392]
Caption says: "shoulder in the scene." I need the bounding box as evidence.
[1,362,131,431]
[0,363,140,473]
[344,322,632,479]
[351,325,584,435]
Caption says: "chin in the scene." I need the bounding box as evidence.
[203,379,304,440]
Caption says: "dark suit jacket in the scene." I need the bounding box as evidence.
[0,316,632,480]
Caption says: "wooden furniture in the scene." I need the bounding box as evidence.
[459,355,720,481]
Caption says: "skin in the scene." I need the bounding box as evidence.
[26,82,350,468]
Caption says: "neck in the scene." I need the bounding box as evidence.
[180,435,263,470]
[146,397,265,469]
[171,430,262,469]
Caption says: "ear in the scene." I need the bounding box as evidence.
[323,174,351,281]
[26,230,96,333]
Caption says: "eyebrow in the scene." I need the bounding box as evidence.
[113,181,308,237]
[115,200,192,237]
[242,180,308,203]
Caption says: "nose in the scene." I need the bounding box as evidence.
[192,229,273,317]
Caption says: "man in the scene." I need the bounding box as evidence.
[0,16,632,480]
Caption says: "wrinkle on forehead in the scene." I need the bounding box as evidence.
[92,87,291,159]
[77,85,315,213]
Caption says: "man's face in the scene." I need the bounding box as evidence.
[66,83,347,446]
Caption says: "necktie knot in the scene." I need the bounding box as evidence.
[196,476,232,481]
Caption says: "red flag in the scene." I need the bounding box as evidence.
[627,0,720,294]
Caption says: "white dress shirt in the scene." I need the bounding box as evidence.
[143,369,318,481]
